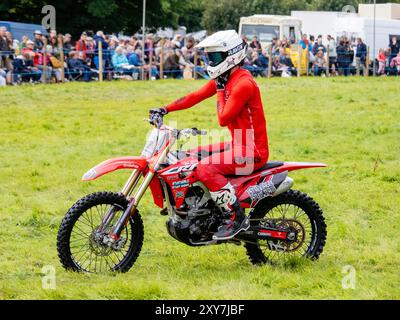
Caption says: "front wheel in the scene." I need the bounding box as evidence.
[245,190,327,265]
[57,191,144,273]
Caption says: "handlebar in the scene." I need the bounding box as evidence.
[146,113,164,128]
[144,118,207,138]
[177,128,207,138]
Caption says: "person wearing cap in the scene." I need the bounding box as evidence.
[63,34,73,52]
[22,40,35,54]
[23,39,52,82]
[34,30,44,51]
[314,49,327,76]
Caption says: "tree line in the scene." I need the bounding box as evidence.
[0,0,398,36]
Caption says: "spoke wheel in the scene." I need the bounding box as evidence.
[245,190,327,266]
[57,192,144,273]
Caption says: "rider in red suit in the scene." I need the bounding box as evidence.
[150,30,269,240]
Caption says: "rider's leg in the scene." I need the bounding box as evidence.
[188,141,230,159]
[196,147,265,240]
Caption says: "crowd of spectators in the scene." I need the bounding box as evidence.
[244,33,400,77]
[0,27,211,85]
[1,26,400,86]
[297,33,400,76]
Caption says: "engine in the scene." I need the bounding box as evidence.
[166,185,221,245]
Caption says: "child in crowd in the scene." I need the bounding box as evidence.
[377,49,386,75]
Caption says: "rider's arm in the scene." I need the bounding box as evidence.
[216,78,254,127]
[165,80,216,112]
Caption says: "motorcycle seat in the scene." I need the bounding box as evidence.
[255,161,284,172]
[226,161,284,178]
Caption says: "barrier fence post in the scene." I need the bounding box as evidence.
[43,37,48,84]
[149,46,153,80]
[326,45,330,77]
[141,49,145,80]
[160,42,164,80]
[298,45,301,77]
[268,46,272,78]
[59,38,65,82]
[305,48,309,77]
[194,51,198,80]
[142,45,146,81]
[366,46,370,77]
[98,41,103,82]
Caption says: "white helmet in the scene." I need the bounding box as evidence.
[195,30,246,79]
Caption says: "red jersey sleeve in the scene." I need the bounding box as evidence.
[165,80,217,112]
[216,78,254,127]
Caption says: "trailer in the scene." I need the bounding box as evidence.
[239,15,302,47]
[291,11,358,40]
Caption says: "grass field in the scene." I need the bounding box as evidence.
[0,77,399,300]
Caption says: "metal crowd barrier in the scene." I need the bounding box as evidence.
[1,44,399,85]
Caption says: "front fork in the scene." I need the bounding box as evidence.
[110,170,155,239]
[97,169,141,234]
[102,137,175,242]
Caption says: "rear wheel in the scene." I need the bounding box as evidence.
[245,190,327,265]
[57,192,144,273]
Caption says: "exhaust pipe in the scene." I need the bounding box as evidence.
[273,176,293,197]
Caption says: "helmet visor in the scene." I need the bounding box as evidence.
[206,51,227,67]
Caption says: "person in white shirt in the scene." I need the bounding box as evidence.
[327,35,337,75]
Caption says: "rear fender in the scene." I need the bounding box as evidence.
[236,162,326,208]
[267,162,327,175]
[82,156,147,181]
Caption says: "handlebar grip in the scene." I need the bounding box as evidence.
[149,113,164,128]
[191,128,207,136]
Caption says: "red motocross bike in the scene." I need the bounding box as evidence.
[57,116,327,273]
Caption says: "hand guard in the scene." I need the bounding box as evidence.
[148,107,167,127]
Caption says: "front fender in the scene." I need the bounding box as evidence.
[82,156,147,181]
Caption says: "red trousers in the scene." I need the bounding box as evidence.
[194,142,267,192]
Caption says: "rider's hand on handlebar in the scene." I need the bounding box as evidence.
[149,107,167,127]
[149,107,168,117]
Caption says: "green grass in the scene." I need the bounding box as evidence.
[0,77,399,300]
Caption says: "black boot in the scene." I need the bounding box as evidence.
[212,200,250,241]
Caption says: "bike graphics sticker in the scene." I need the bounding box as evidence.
[163,164,197,175]
[175,191,185,198]
[172,180,190,189]
[247,179,276,202]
